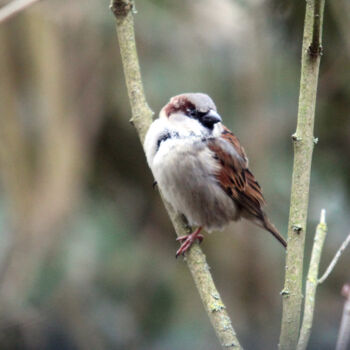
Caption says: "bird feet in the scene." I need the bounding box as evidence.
[175,227,203,258]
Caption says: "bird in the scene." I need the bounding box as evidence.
[144,93,286,257]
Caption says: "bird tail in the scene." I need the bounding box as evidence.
[262,216,287,248]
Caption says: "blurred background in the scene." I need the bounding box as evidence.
[0,0,349,349]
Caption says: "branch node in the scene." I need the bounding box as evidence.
[212,292,220,300]
[308,44,323,58]
[110,0,133,18]
[280,288,290,296]
[210,299,225,312]
[291,133,302,142]
[292,225,303,234]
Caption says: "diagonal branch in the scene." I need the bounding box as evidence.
[109,1,242,349]
[318,233,350,284]
[0,0,41,23]
[279,0,325,349]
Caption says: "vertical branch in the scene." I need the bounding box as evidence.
[279,0,325,349]
[110,1,242,349]
[110,0,153,142]
[296,210,327,350]
[297,222,350,350]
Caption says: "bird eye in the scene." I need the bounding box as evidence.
[187,108,197,117]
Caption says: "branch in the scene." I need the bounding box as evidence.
[318,234,350,284]
[336,284,350,350]
[295,211,350,350]
[297,210,327,350]
[0,0,41,23]
[110,1,242,349]
[279,0,325,349]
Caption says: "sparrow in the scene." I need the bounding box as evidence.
[144,93,286,257]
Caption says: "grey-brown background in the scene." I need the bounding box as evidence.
[0,0,349,349]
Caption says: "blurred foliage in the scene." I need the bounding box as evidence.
[0,0,349,349]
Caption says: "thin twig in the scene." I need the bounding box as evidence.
[336,284,350,350]
[318,234,350,284]
[297,209,327,350]
[279,0,325,349]
[109,1,242,349]
[0,0,41,23]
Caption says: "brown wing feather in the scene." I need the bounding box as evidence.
[209,127,265,218]
[208,125,287,248]
[220,126,248,163]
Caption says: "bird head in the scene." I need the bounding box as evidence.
[160,93,222,132]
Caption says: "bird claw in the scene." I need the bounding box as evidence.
[175,229,204,258]
[176,234,203,243]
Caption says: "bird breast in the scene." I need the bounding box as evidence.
[151,137,238,231]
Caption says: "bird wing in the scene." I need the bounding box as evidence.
[208,126,265,219]
[208,125,287,248]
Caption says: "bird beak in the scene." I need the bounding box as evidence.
[201,110,222,127]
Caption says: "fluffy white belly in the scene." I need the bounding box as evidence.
[152,139,237,231]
